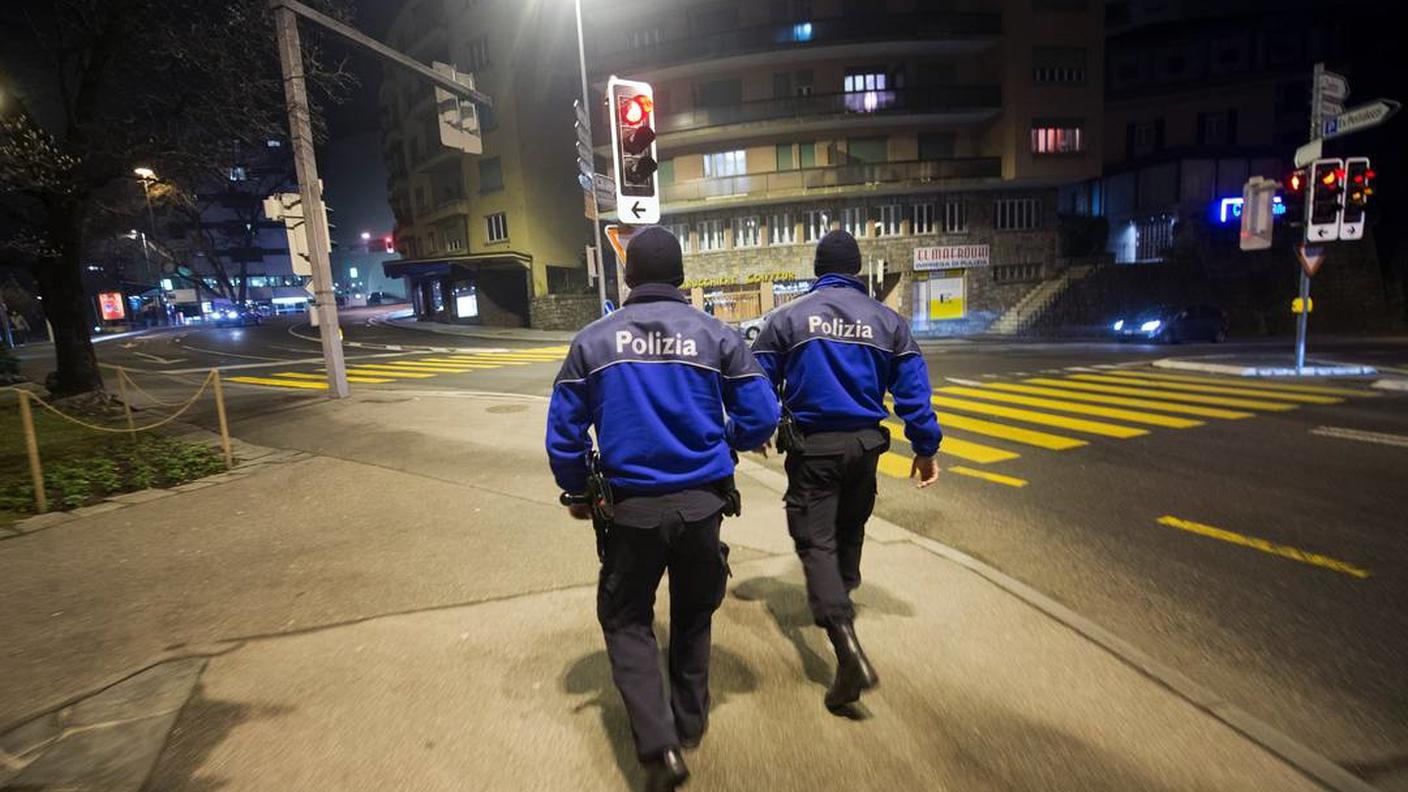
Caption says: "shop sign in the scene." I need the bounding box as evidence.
[98,291,126,321]
[913,244,989,271]
[683,270,799,290]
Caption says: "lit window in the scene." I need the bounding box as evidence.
[843,71,892,113]
[703,150,746,178]
[266,139,282,148]
[697,219,725,251]
[842,207,866,237]
[228,166,247,181]
[770,213,796,245]
[485,212,508,243]
[912,203,935,235]
[791,22,812,42]
[803,209,831,242]
[877,204,903,236]
[1030,125,1084,154]
[735,215,761,248]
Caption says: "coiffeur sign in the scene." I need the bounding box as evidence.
[913,244,990,271]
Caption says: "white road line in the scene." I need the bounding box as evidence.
[1065,366,1102,372]
[944,377,986,386]
[1309,426,1408,448]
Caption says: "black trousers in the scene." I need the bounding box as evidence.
[783,428,889,628]
[597,492,730,760]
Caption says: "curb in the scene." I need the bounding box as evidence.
[1371,378,1408,392]
[1153,357,1378,378]
[733,457,1381,792]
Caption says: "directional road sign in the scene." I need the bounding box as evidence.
[1318,70,1349,102]
[1321,99,1401,140]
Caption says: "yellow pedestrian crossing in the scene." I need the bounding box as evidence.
[882,420,1019,464]
[937,386,1204,429]
[227,375,328,390]
[930,393,1147,438]
[1023,378,1299,411]
[981,382,1254,420]
[1069,373,1342,404]
[222,348,569,391]
[1101,370,1377,398]
[344,367,435,379]
[270,371,394,384]
[933,410,1087,450]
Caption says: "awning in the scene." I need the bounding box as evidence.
[383,251,532,280]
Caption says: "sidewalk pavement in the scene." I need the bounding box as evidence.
[382,314,578,343]
[0,392,1358,791]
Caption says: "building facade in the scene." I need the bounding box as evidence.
[585,0,1103,334]
[379,0,586,327]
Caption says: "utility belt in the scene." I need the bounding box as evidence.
[560,454,741,562]
[775,413,891,457]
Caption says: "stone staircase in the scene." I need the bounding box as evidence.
[988,264,1094,336]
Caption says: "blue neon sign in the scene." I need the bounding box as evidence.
[1217,196,1286,224]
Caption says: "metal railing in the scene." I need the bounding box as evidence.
[591,11,1001,72]
[655,85,1001,135]
[662,158,1002,203]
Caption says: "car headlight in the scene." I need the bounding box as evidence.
[1112,320,1124,331]
[1141,319,1162,332]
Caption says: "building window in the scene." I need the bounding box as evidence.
[478,157,503,192]
[793,69,814,97]
[1032,47,1087,84]
[994,198,1041,231]
[992,263,1043,283]
[841,207,866,237]
[1031,123,1085,154]
[943,200,967,233]
[446,235,466,253]
[770,212,796,245]
[1197,110,1237,146]
[736,215,761,248]
[776,144,794,171]
[703,149,746,178]
[625,26,661,49]
[877,204,902,236]
[228,166,247,181]
[804,209,831,242]
[843,70,893,113]
[414,186,427,213]
[697,219,725,252]
[1129,119,1163,158]
[466,37,491,71]
[798,141,816,169]
[485,212,508,243]
[912,203,936,235]
[665,222,690,252]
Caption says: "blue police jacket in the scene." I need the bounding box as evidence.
[750,273,942,457]
[546,283,780,495]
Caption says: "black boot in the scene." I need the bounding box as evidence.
[643,746,689,791]
[824,620,878,711]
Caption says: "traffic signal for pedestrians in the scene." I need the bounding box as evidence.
[1340,157,1373,240]
[1307,157,1345,242]
[607,76,660,224]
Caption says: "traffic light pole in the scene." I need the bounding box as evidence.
[1296,63,1325,375]
[573,0,608,313]
[273,4,349,398]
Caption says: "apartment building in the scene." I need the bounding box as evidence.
[585,0,1103,334]
[379,0,584,327]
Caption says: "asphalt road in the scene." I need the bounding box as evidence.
[14,311,1408,789]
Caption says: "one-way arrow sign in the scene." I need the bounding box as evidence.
[630,201,647,219]
[1321,99,1400,140]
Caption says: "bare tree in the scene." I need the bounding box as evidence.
[0,0,351,394]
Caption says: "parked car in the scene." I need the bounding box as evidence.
[737,312,772,343]
[367,291,403,306]
[1111,304,1227,343]
[211,305,262,327]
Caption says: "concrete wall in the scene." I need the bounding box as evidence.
[530,294,600,331]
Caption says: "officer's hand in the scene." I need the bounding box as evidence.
[567,503,593,520]
[910,455,940,489]
[752,437,773,458]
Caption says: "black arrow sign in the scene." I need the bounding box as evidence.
[631,201,646,219]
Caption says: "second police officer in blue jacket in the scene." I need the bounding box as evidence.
[751,229,943,713]
[546,226,778,791]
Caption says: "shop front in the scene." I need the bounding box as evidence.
[683,270,811,323]
[909,243,989,334]
[385,252,532,327]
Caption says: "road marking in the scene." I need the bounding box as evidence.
[1155,515,1371,579]
[441,356,532,366]
[944,377,986,386]
[412,358,511,368]
[342,367,435,379]
[349,363,476,374]
[1111,370,1376,398]
[1073,373,1341,404]
[934,410,1087,450]
[131,351,186,365]
[226,376,328,390]
[1064,366,1102,372]
[938,386,1204,429]
[877,452,914,478]
[376,361,497,371]
[1309,426,1408,448]
[273,371,392,384]
[948,466,1029,488]
[883,420,1019,464]
[1024,378,1298,411]
[930,394,1148,438]
[984,383,1252,419]
[457,353,563,362]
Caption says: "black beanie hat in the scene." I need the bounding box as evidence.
[814,229,862,276]
[625,225,685,287]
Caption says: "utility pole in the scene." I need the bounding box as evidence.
[573,0,607,313]
[268,0,492,398]
[273,5,349,398]
[1296,63,1325,374]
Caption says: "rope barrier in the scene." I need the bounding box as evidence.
[117,367,193,408]
[24,371,214,434]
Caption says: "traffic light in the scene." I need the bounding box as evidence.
[1307,157,1344,242]
[383,235,395,255]
[607,76,660,224]
[1281,168,1307,225]
[1340,157,1373,240]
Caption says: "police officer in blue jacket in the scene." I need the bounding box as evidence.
[751,229,942,712]
[547,226,778,790]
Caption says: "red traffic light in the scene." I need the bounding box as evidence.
[1320,169,1339,187]
[619,95,652,127]
[1288,171,1305,192]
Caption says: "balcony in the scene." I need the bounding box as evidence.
[590,12,1001,76]
[660,157,1002,210]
